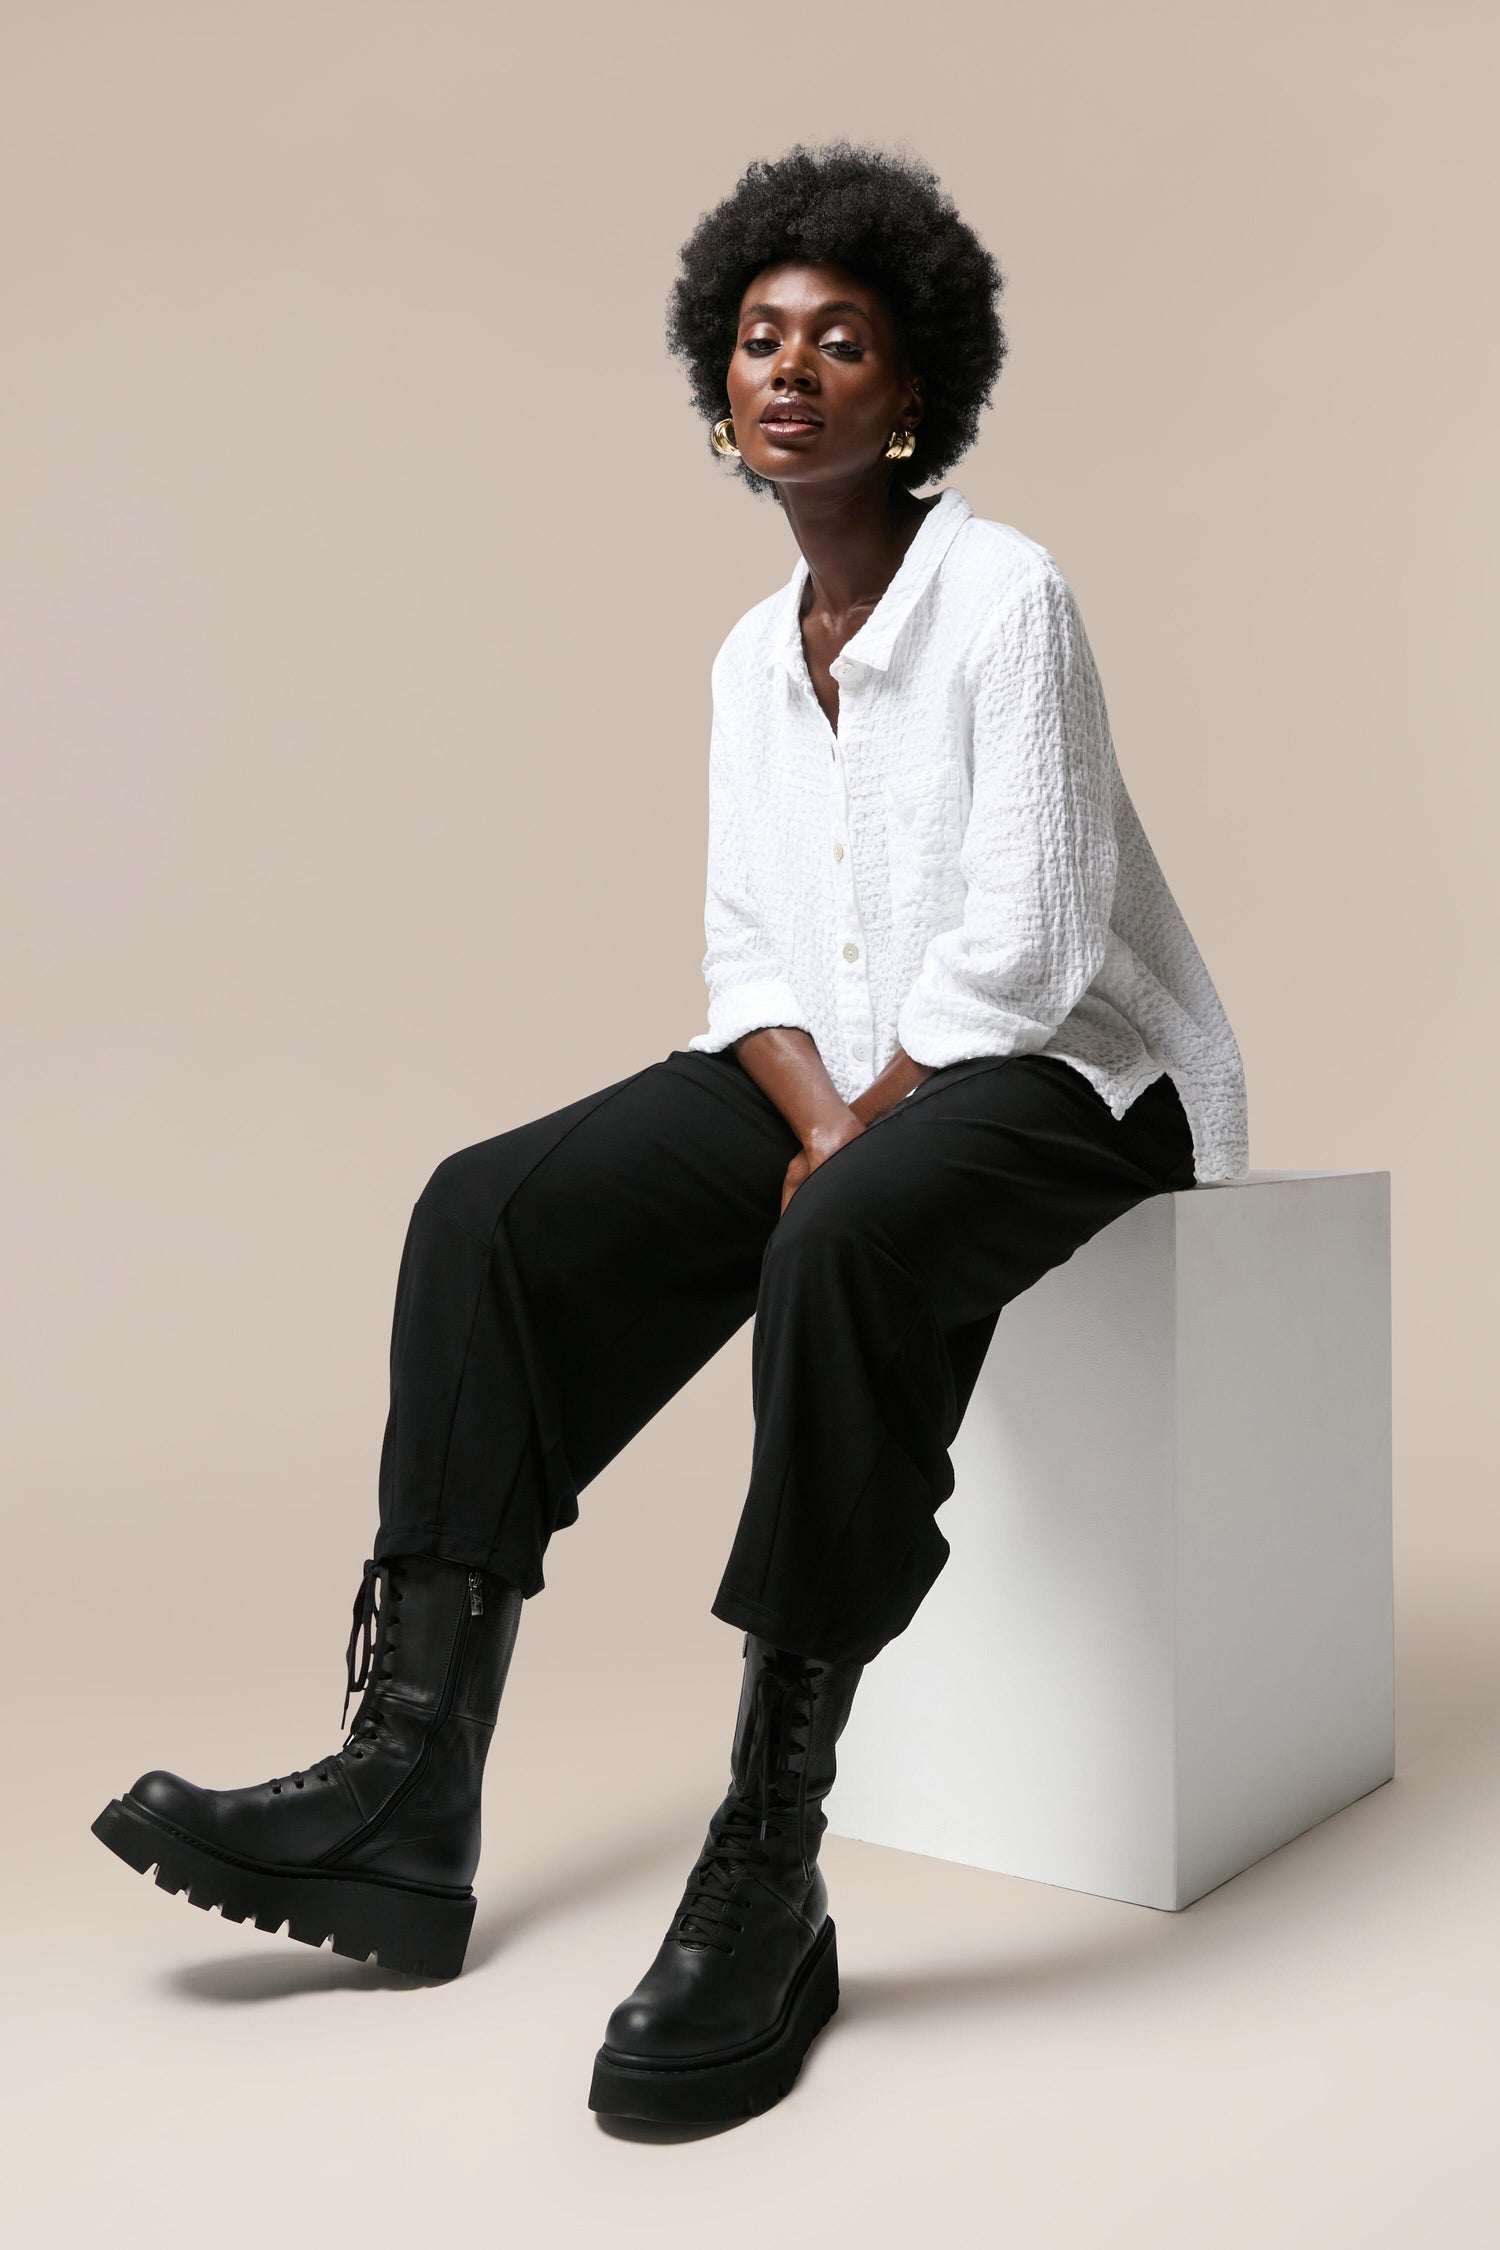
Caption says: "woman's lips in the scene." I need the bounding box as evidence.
[759,415,823,441]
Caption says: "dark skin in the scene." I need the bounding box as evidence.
[720,259,938,1211]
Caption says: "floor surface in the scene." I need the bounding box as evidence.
[7,1581,1495,2250]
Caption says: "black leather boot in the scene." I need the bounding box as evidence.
[91,1554,523,1978]
[589,1633,864,2122]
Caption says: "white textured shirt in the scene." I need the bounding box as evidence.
[686,487,1249,1185]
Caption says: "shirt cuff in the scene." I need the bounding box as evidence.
[688,978,814,1055]
[896,982,1053,1070]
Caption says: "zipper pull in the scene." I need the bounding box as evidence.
[468,1569,484,1618]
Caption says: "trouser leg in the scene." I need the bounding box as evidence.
[711,1054,1198,1664]
[373,1047,797,1594]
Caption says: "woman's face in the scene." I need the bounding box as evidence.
[724,260,922,492]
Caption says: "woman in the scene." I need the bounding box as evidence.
[92,143,1248,2124]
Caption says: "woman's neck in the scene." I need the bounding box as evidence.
[781,479,935,631]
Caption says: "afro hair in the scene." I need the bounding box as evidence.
[667,140,1006,498]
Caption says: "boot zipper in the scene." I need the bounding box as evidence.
[468,1570,484,1617]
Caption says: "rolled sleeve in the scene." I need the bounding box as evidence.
[687,671,813,1057]
[896,564,1119,1068]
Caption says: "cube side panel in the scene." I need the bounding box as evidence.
[1172,1174,1395,1906]
[826,1193,1182,1909]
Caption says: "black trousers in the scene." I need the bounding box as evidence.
[373,1046,1196,1664]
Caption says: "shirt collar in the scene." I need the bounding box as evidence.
[772,486,972,684]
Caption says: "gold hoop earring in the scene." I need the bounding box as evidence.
[710,417,740,459]
[883,427,917,462]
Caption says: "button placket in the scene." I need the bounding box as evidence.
[826,669,876,1075]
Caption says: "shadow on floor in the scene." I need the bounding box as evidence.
[162,1951,433,2004]
[463,1806,699,1969]
[836,1932,1163,2028]
[831,1774,1409,2032]
[155,1805,701,2005]
[594,2115,743,2145]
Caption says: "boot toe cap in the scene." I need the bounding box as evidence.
[603,1984,732,2064]
[604,1997,663,2053]
[128,1770,205,1826]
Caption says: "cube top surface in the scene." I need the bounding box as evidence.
[1198,1167,1390,1188]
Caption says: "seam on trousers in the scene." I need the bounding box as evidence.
[425,1061,661,1540]
[422,1204,505,1542]
[417,1059,663,1252]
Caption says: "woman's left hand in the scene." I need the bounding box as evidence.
[779,1115,866,1214]
[778,1150,812,1213]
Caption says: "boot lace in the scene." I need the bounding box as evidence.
[266,1559,402,1797]
[673,1656,816,1955]
[342,1558,395,1725]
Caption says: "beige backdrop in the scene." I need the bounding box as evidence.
[4,3,1495,2244]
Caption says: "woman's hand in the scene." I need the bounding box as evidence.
[730,1027,868,1212]
[730,1026,932,1213]
[779,1113,867,1213]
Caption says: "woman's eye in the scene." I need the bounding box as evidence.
[824,340,863,358]
[742,337,777,354]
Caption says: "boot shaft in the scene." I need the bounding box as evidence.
[664,1634,866,1955]
[334,1554,524,1889]
[346,1554,523,1735]
[728,1634,864,1811]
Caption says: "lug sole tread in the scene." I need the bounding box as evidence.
[91,1796,475,1980]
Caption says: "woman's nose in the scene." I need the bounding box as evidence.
[770,349,818,391]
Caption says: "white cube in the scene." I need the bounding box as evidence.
[824,1170,1394,1910]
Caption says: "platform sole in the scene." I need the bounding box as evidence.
[587,1917,839,2123]
[90,1795,476,1980]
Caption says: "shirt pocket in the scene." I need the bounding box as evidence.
[882,763,967,923]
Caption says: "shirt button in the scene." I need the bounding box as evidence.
[833,841,844,862]
[842,942,860,962]
[851,1039,867,1060]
